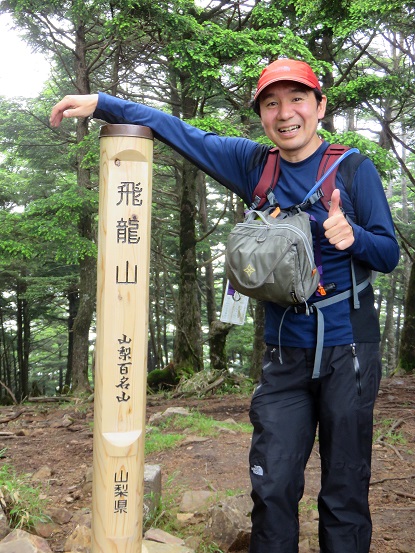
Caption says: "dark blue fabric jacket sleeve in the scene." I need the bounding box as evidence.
[94,92,262,206]
[345,158,399,274]
[94,93,399,276]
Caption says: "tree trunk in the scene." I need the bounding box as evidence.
[209,320,232,372]
[398,260,415,374]
[70,22,95,393]
[250,300,266,381]
[0,306,12,402]
[168,75,203,372]
[198,172,217,327]
[315,29,336,133]
[65,285,79,388]
[16,281,30,402]
[174,158,203,371]
[380,274,397,375]
[71,254,95,392]
[197,171,229,370]
[152,246,165,369]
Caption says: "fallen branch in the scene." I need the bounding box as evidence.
[173,376,226,398]
[0,381,17,405]
[375,418,405,460]
[371,506,415,511]
[395,490,415,500]
[26,396,73,403]
[371,474,415,486]
[199,376,225,396]
[375,418,405,443]
[376,439,404,460]
[0,410,25,424]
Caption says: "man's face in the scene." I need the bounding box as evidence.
[258,81,327,162]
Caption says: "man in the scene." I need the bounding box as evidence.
[50,59,399,552]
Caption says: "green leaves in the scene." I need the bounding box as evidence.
[318,129,398,177]
[23,184,98,263]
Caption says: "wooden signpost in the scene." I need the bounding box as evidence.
[92,124,153,552]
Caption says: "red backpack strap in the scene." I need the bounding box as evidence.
[250,147,280,209]
[317,144,350,211]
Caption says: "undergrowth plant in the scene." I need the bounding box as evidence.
[144,412,251,551]
[145,410,252,456]
[143,471,183,534]
[373,418,407,446]
[0,457,50,530]
[158,410,252,436]
[143,472,225,553]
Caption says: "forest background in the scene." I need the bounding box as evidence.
[0,0,414,401]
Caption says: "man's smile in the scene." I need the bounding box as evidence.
[279,125,300,133]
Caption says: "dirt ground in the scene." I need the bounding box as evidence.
[0,374,414,552]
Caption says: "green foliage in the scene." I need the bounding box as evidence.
[158,410,252,436]
[147,366,180,391]
[0,0,414,394]
[226,320,256,374]
[185,117,244,137]
[0,461,50,530]
[68,128,100,171]
[145,430,183,455]
[23,183,98,263]
[374,418,407,445]
[328,74,404,108]
[145,409,252,456]
[318,129,398,177]
[142,472,183,536]
[251,1,284,27]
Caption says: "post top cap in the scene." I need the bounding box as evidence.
[99,124,153,140]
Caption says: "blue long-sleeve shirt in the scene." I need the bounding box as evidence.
[94,92,400,348]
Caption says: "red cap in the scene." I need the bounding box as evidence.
[254,59,321,100]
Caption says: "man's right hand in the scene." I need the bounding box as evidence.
[49,94,99,128]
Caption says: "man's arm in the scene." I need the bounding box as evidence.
[339,159,399,274]
[50,92,262,205]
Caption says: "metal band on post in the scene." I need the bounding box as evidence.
[92,124,154,552]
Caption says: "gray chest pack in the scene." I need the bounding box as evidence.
[225,206,318,306]
[224,144,372,378]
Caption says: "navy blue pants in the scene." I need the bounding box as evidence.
[248,343,381,553]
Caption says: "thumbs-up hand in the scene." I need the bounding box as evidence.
[323,189,355,250]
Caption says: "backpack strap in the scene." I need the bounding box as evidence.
[316,144,350,210]
[251,143,365,212]
[337,152,368,220]
[277,275,371,379]
[306,275,371,379]
[250,147,280,210]
[318,144,367,210]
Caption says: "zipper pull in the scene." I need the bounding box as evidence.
[351,343,361,396]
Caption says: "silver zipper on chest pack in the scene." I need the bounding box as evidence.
[235,221,315,269]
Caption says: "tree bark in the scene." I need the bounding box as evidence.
[173,158,203,371]
[316,29,336,133]
[198,172,217,327]
[70,22,95,392]
[169,81,204,372]
[16,285,30,402]
[398,260,415,374]
[209,320,232,372]
[250,300,265,381]
[65,285,79,388]
[380,274,397,375]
